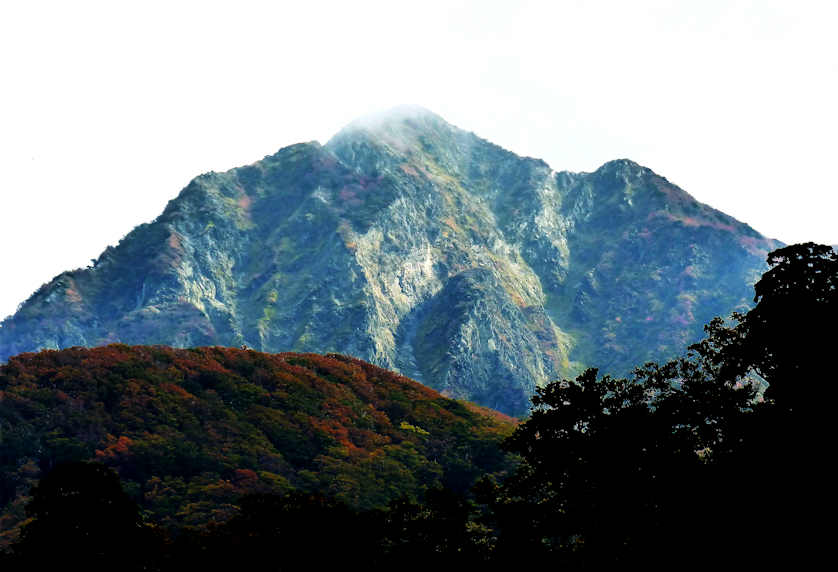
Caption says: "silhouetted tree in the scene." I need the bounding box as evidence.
[742,243,836,410]
[495,362,755,567]
[171,491,377,571]
[733,243,836,564]
[492,243,838,568]
[11,462,159,571]
[377,487,489,567]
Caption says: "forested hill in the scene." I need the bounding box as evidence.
[1,244,834,568]
[0,345,515,544]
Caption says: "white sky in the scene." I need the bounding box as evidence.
[1,0,836,320]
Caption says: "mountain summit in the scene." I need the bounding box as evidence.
[0,108,779,415]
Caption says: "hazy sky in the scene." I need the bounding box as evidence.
[1,0,836,319]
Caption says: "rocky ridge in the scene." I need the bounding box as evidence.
[0,107,780,415]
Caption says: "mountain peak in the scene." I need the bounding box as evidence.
[339,105,446,133]
[327,105,459,153]
[597,158,645,172]
[325,105,488,177]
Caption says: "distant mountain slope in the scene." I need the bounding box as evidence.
[0,345,515,544]
[0,106,780,415]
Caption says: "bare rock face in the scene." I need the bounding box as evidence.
[0,107,779,415]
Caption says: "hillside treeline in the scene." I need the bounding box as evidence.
[2,243,834,569]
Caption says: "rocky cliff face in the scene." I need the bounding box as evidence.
[0,107,780,415]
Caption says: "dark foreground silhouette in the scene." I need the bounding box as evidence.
[3,243,834,570]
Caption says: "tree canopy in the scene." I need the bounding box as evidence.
[491,242,837,567]
[1,243,834,569]
[738,242,837,410]
[11,462,158,571]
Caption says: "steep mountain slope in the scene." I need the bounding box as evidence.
[0,345,515,543]
[0,107,780,415]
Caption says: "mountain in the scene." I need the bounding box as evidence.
[0,106,780,415]
[0,345,515,543]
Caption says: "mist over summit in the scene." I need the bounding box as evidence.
[0,108,779,415]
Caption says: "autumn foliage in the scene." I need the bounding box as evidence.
[0,346,515,544]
